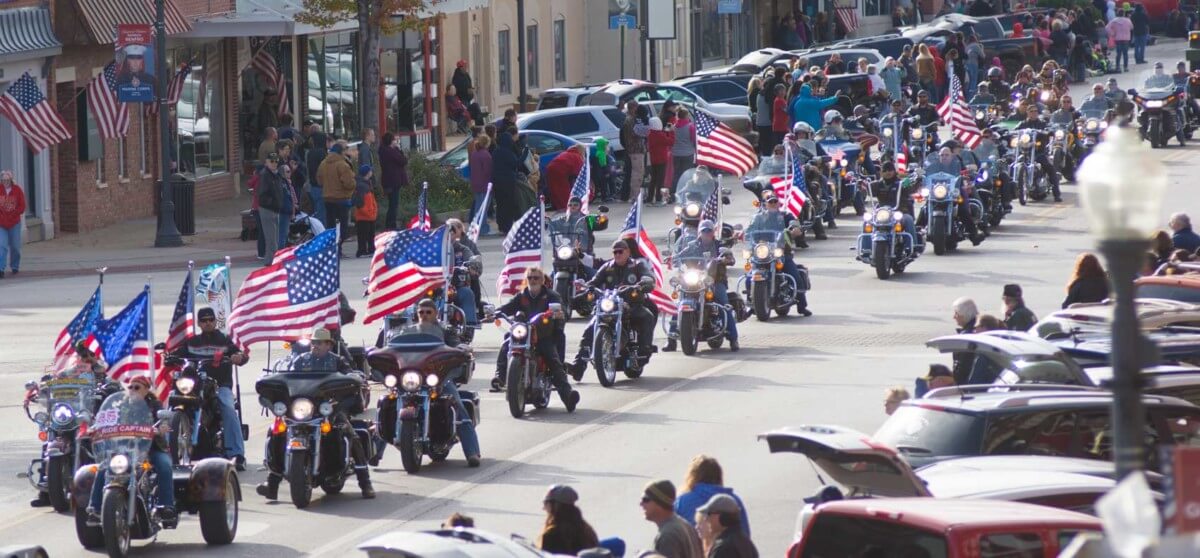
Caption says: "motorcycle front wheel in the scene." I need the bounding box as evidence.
[287,450,313,508]
[506,356,528,418]
[170,411,193,465]
[679,311,699,355]
[47,454,72,512]
[930,217,948,256]
[593,328,618,387]
[873,241,892,279]
[751,281,771,322]
[554,278,574,321]
[199,470,238,545]
[75,496,104,548]
[101,490,131,558]
[398,421,423,473]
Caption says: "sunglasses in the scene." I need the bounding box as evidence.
[613,249,627,254]
[130,384,147,391]
[418,309,435,315]
[766,199,780,205]
[527,276,544,282]
[640,497,652,504]
[199,317,216,323]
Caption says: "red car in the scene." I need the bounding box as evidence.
[790,498,1101,558]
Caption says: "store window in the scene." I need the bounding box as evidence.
[699,0,723,61]
[498,29,511,95]
[75,87,105,184]
[382,43,427,134]
[168,42,227,179]
[309,32,361,140]
[865,0,889,17]
[527,24,539,88]
[553,19,566,83]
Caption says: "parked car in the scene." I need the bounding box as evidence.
[1136,267,1200,303]
[828,35,913,59]
[669,74,754,106]
[1035,298,1200,337]
[535,85,604,110]
[358,528,549,558]
[690,48,802,76]
[899,14,1041,77]
[517,105,627,152]
[792,47,884,72]
[788,498,1100,558]
[583,79,750,120]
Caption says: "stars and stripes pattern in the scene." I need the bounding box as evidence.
[769,148,809,218]
[497,204,544,297]
[52,286,103,370]
[87,62,129,139]
[166,269,194,352]
[409,183,432,231]
[635,228,677,316]
[835,5,859,34]
[937,61,983,149]
[571,159,591,214]
[0,72,71,153]
[93,289,153,384]
[694,110,757,177]
[149,62,191,116]
[701,187,721,223]
[620,197,641,239]
[251,44,289,118]
[467,183,491,243]
[196,263,231,330]
[228,229,341,346]
[364,226,448,324]
[896,148,909,174]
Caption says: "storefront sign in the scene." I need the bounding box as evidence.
[115,24,155,103]
[717,0,743,14]
[608,0,638,30]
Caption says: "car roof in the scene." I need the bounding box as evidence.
[914,386,1197,413]
[793,47,883,59]
[921,469,1119,501]
[812,498,1101,531]
[1084,365,1200,387]
[1053,330,1200,361]
[518,106,613,121]
[357,528,545,558]
[1136,272,1200,289]
[670,73,754,86]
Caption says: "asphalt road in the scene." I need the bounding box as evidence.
[1,39,1197,557]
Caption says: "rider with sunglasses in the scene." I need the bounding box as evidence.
[489,267,580,411]
[569,239,659,379]
[746,195,812,316]
[405,299,482,465]
[168,307,249,470]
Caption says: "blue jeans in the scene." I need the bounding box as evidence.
[469,192,491,236]
[1133,34,1148,63]
[1116,41,1130,71]
[441,380,481,459]
[278,211,291,248]
[308,186,326,223]
[0,224,20,272]
[90,449,174,511]
[454,286,478,325]
[385,190,400,230]
[711,282,738,342]
[217,387,244,458]
[781,258,810,311]
[965,62,979,99]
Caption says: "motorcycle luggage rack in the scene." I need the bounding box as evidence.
[924,383,1101,400]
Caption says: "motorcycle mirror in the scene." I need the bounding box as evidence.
[156,409,173,421]
[1127,88,1137,96]
[721,187,732,196]
[153,342,166,351]
[361,276,370,286]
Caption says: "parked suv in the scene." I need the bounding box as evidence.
[516,106,628,152]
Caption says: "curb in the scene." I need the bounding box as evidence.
[6,254,261,280]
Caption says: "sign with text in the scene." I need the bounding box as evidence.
[717,0,743,14]
[115,24,155,103]
[608,0,638,30]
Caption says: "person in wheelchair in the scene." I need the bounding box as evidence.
[446,85,472,134]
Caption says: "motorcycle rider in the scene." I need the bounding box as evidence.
[969,82,996,106]
[906,90,941,146]
[1173,61,1200,126]
[550,196,605,280]
[1081,83,1114,114]
[922,147,985,245]
[86,375,176,526]
[1105,77,1128,106]
[745,195,812,316]
[569,240,659,379]
[1146,61,1175,89]
[789,121,824,162]
[1050,95,1083,177]
[869,162,921,245]
[985,67,1012,101]
[667,220,740,352]
[490,267,580,412]
[971,128,1013,209]
[1014,104,1063,202]
[168,307,249,470]
[258,327,376,499]
[447,220,481,326]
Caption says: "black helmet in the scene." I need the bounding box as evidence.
[987,67,1002,79]
[852,104,870,117]
[940,139,962,151]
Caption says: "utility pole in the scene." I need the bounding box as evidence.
[153,0,182,247]
[516,0,527,111]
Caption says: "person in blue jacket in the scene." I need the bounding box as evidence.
[789,83,839,133]
[674,455,751,536]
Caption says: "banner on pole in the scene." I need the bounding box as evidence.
[609,0,638,30]
[115,24,155,103]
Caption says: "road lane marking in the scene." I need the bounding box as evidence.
[308,358,742,556]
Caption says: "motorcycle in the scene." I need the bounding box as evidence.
[549,208,609,320]
[742,157,825,243]
[817,140,865,217]
[496,308,563,417]
[585,286,654,387]
[671,255,735,354]
[163,355,240,465]
[974,157,1010,228]
[739,230,801,321]
[367,332,479,473]
[917,172,981,255]
[1077,107,1108,162]
[1046,123,1077,183]
[1008,129,1052,204]
[669,168,735,252]
[25,372,101,512]
[255,368,372,507]
[1130,86,1184,148]
[73,396,238,555]
[906,121,938,169]
[855,182,922,280]
[287,211,325,247]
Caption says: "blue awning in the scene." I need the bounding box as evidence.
[0,7,62,63]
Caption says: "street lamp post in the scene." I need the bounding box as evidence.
[1076,125,1168,479]
[153,0,182,247]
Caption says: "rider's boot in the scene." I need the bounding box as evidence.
[663,338,677,352]
[356,467,375,499]
[29,492,50,508]
[256,474,281,500]
[569,352,588,381]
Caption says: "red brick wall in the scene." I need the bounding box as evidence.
[173,0,234,18]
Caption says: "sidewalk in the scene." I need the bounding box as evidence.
[14,195,259,279]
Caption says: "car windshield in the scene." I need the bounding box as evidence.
[874,405,984,458]
[538,93,571,110]
[1136,283,1200,303]
[799,514,948,558]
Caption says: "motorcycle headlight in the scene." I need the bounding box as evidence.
[883,127,893,137]
[108,454,130,475]
[290,398,315,421]
[685,203,701,217]
[773,247,784,258]
[683,270,703,287]
[401,371,422,392]
[1020,133,1033,146]
[555,246,574,260]
[978,170,989,182]
[741,249,751,260]
[753,243,771,260]
[932,184,949,199]
[673,205,683,216]
[1147,100,1164,108]
[874,208,892,223]
[318,401,334,417]
[384,374,398,388]
[840,159,849,168]
[425,373,440,387]
[975,110,985,120]
[1086,119,1099,131]
[600,298,617,312]
[51,403,74,425]
[911,128,924,140]
[175,377,195,395]
[511,323,529,340]
[272,402,287,416]
[1040,91,1050,101]
[1054,129,1065,140]
[1009,137,1018,148]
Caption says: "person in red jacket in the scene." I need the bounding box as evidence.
[0,170,25,278]
[545,145,587,211]
[647,117,675,205]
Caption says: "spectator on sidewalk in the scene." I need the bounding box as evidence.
[362,128,383,194]
[1002,284,1038,331]
[318,141,356,253]
[0,170,24,278]
[279,162,298,246]
[696,495,757,558]
[354,164,378,258]
[642,480,704,558]
[257,127,278,167]
[675,456,751,536]
[546,144,587,211]
[671,108,697,195]
[256,153,286,265]
[538,485,599,556]
[380,132,409,230]
[278,113,299,143]
[1170,213,1200,253]
[884,386,911,415]
[1131,4,1149,64]
[647,117,675,206]
[468,135,493,236]
[1063,253,1110,308]
[1106,8,1132,72]
[305,132,331,223]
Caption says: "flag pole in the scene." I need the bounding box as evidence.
[226,255,245,437]
[97,266,108,313]
[145,280,156,384]
[224,256,233,327]
[539,195,547,269]
[187,260,197,336]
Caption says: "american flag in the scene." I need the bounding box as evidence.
[835,5,859,34]
[51,286,103,370]
[693,110,757,177]
[93,288,153,384]
[571,159,591,213]
[196,263,231,330]
[701,187,721,223]
[87,62,129,139]
[468,183,492,243]
[497,204,544,297]
[409,183,432,231]
[228,229,341,346]
[896,147,909,175]
[364,226,448,324]
[149,62,192,116]
[635,228,677,316]
[937,61,983,149]
[769,148,809,218]
[0,72,71,153]
[250,44,289,118]
[166,269,194,352]
[620,197,641,239]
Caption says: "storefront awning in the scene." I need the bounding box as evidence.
[0,7,62,63]
[178,0,357,38]
[417,0,488,16]
[74,0,192,45]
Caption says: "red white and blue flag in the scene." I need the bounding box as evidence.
[87,62,129,139]
[250,43,289,118]
[166,269,194,352]
[229,229,342,345]
[770,148,809,219]
[365,226,448,323]
[497,204,544,297]
[694,110,757,177]
[409,183,432,231]
[52,286,104,370]
[93,288,153,384]
[635,228,677,316]
[0,72,71,153]
[570,159,591,214]
[149,62,192,116]
[467,183,491,243]
[701,187,721,223]
[620,197,641,240]
[937,61,983,149]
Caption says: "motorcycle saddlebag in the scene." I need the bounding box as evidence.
[795,265,812,292]
[458,389,481,426]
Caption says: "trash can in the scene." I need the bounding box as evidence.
[156,173,196,235]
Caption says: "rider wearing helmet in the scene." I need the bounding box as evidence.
[986,67,1012,100]
[665,220,741,352]
[921,147,985,246]
[816,110,851,141]
[969,82,996,106]
[789,121,824,161]
[1015,104,1063,202]
[905,90,941,145]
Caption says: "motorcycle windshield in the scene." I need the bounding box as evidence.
[746,230,783,244]
[43,373,96,422]
[675,169,718,206]
[1080,108,1107,120]
[818,139,861,160]
[548,217,587,248]
[754,157,788,177]
[90,394,154,466]
[926,172,957,198]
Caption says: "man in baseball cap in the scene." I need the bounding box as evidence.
[697,494,757,558]
[1002,283,1037,332]
[169,306,249,470]
[641,480,703,558]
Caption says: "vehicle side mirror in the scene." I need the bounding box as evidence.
[598,205,610,213]
[1127,88,1137,96]
[154,342,166,351]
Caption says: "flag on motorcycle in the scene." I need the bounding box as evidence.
[409,182,432,232]
[51,286,104,370]
[769,149,809,219]
[937,61,983,149]
[195,263,232,331]
[694,110,758,177]
[571,159,591,214]
[165,268,194,352]
[635,228,678,316]
[93,287,153,385]
[896,147,909,175]
[364,226,448,324]
[467,183,492,243]
[497,204,544,297]
[620,197,641,240]
[701,187,721,223]
[228,229,341,346]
